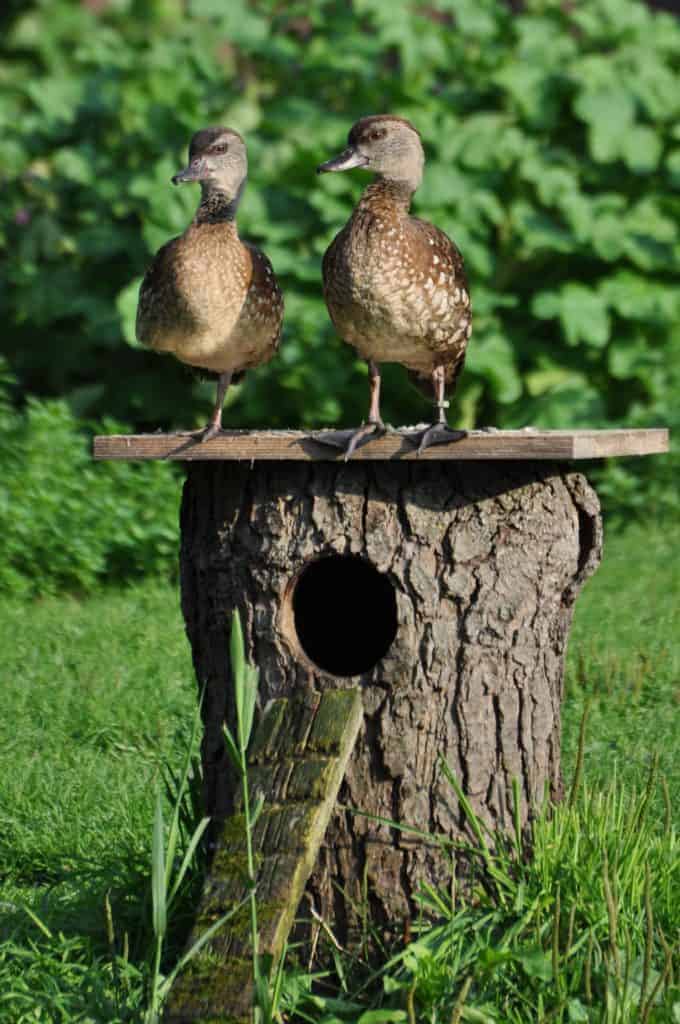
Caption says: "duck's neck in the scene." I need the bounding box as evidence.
[194,181,245,226]
[358,178,414,216]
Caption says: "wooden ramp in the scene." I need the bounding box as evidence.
[165,688,363,1024]
[93,426,668,462]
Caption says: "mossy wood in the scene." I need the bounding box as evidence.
[165,688,363,1024]
[92,426,668,461]
[178,459,604,952]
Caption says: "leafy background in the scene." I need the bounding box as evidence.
[0,6,679,1019]
[0,0,678,592]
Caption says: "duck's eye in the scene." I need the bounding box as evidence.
[212,143,228,154]
[369,130,385,142]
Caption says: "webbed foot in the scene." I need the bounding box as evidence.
[409,423,467,455]
[313,421,387,460]
[194,422,223,443]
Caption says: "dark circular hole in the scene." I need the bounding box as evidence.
[292,555,398,677]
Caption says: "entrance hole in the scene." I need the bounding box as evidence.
[292,555,397,677]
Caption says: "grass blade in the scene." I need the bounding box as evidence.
[568,703,589,810]
[511,776,522,859]
[269,943,287,1021]
[451,974,472,1024]
[165,696,203,891]
[151,790,167,941]
[439,759,492,858]
[167,816,211,910]
[223,723,241,773]
[22,906,53,940]
[242,664,259,750]
[640,862,653,1014]
[251,791,265,827]
[230,611,246,748]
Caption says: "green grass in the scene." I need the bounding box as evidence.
[283,762,678,1023]
[0,521,678,1021]
[0,582,194,883]
[0,581,194,1022]
[563,520,680,816]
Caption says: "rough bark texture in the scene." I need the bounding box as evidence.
[179,460,602,946]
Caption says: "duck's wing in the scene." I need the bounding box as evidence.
[135,235,189,348]
[408,217,472,355]
[241,242,284,352]
[321,224,353,334]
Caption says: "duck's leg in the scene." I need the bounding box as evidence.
[410,365,466,455]
[197,370,232,442]
[344,359,386,458]
[314,360,387,459]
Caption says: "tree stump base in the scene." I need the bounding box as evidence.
[179,459,602,949]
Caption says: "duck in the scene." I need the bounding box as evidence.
[317,115,471,456]
[136,127,283,441]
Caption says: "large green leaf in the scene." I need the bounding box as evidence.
[516,947,553,981]
[573,87,635,162]
[533,284,610,348]
[621,124,663,173]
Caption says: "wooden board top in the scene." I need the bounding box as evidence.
[93,427,669,462]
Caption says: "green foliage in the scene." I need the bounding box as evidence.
[1,0,678,514]
[0,363,181,596]
[0,922,146,1023]
[0,580,196,1022]
[563,519,680,812]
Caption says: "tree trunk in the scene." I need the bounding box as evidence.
[179,460,601,947]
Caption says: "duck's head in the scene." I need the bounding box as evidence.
[317,115,424,191]
[172,127,247,198]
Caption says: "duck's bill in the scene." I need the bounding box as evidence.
[317,147,368,174]
[171,158,206,185]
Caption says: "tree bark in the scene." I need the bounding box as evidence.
[179,460,601,947]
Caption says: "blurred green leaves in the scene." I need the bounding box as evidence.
[573,88,636,164]
[0,362,181,596]
[532,285,611,349]
[0,0,678,516]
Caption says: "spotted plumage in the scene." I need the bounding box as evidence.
[318,115,471,454]
[136,127,283,439]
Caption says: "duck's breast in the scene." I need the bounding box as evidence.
[323,212,471,370]
[137,223,284,373]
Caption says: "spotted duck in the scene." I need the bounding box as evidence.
[318,115,471,455]
[136,127,283,440]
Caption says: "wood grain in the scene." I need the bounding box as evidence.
[92,427,669,462]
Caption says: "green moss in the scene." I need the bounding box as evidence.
[248,699,287,764]
[308,689,362,755]
[286,758,334,801]
[168,952,252,1023]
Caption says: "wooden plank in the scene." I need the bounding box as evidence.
[165,688,363,1024]
[92,427,668,462]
